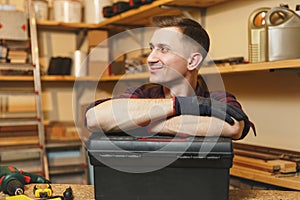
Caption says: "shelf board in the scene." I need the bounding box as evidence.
[0,117,40,126]
[200,58,300,75]
[0,89,36,96]
[37,0,230,31]
[1,59,299,82]
[0,146,42,153]
[49,165,85,175]
[46,141,83,149]
[0,63,34,70]
[0,76,33,81]
[37,20,100,31]
[100,0,229,27]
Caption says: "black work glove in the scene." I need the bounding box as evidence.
[174,96,249,125]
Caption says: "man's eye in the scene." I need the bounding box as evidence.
[160,47,169,53]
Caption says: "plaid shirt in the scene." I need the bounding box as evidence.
[87,82,255,139]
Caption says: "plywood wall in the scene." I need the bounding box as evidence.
[205,0,300,150]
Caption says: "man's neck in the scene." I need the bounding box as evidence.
[163,77,197,97]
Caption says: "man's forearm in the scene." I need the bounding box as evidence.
[85,98,174,132]
[147,115,244,139]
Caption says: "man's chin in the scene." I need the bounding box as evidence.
[149,76,161,84]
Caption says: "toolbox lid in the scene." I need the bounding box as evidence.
[87,132,233,173]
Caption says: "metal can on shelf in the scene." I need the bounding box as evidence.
[248,7,270,63]
[266,7,300,61]
[53,0,82,23]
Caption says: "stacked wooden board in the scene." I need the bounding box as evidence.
[0,125,39,146]
[231,142,300,190]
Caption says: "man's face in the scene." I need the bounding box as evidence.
[147,27,189,84]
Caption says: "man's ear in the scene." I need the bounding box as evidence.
[187,52,203,70]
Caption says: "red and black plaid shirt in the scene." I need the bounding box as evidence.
[86,81,255,139]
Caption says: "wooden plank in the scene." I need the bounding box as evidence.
[0,131,37,138]
[234,149,280,160]
[48,157,84,167]
[0,136,39,146]
[268,160,297,173]
[231,164,273,176]
[0,150,40,162]
[0,125,37,132]
[233,142,300,159]
[230,165,300,190]
[233,142,300,170]
[233,155,280,172]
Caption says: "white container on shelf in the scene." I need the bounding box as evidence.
[84,0,111,24]
[71,50,87,77]
[0,4,16,11]
[53,0,82,23]
[34,0,48,21]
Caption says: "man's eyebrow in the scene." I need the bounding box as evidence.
[149,42,171,48]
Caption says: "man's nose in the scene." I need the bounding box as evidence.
[147,49,159,63]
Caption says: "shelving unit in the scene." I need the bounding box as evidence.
[0,0,47,178]
[0,0,296,83]
[1,58,300,82]
[45,142,89,184]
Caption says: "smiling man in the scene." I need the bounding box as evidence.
[85,15,255,140]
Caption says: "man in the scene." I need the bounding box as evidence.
[85,15,255,140]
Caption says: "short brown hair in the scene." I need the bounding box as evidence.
[152,15,210,59]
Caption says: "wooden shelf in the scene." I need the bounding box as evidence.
[1,59,299,82]
[200,58,300,75]
[46,141,83,149]
[37,0,229,30]
[37,20,100,31]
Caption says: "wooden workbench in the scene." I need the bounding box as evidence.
[0,184,299,199]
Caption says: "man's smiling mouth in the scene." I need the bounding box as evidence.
[149,65,164,72]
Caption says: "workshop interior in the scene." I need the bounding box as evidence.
[0,0,300,199]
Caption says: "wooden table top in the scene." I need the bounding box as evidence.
[1,184,299,199]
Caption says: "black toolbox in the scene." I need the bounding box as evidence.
[87,132,233,200]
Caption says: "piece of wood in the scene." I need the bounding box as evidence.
[233,142,300,160]
[0,125,37,132]
[0,131,37,138]
[230,165,300,190]
[0,136,38,146]
[267,160,297,173]
[234,149,280,160]
[0,150,40,162]
[233,155,280,172]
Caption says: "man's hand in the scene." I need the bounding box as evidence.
[174,96,249,125]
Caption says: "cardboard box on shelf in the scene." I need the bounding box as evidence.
[46,121,80,142]
[88,30,108,47]
[88,61,110,78]
[0,10,28,40]
[88,46,110,77]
